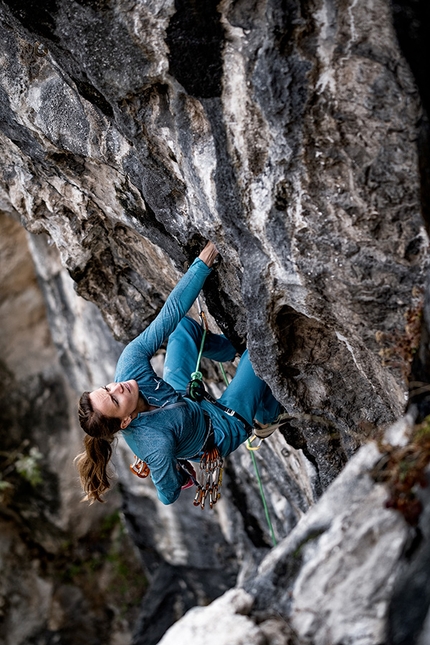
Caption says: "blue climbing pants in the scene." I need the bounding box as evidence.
[163,316,281,427]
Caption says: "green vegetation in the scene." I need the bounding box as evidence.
[373,415,430,526]
[376,293,423,380]
[14,446,43,486]
[0,477,13,494]
[57,511,147,619]
[0,441,43,502]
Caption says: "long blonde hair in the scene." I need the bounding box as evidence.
[76,392,122,503]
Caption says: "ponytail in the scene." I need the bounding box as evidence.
[76,392,122,503]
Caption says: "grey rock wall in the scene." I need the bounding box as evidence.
[157,414,417,645]
[0,0,429,643]
[0,212,144,645]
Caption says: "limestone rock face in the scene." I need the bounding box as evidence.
[157,415,419,645]
[0,212,144,645]
[0,0,430,644]
[0,0,426,472]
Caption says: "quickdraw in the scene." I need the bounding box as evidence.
[130,448,223,511]
[193,447,224,510]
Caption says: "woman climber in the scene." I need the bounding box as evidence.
[77,242,282,506]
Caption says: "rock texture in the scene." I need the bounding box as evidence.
[158,413,419,645]
[0,212,146,645]
[1,0,430,643]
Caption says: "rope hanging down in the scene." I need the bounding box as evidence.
[217,362,277,547]
[192,300,277,546]
[185,296,208,402]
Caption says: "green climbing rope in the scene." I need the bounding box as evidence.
[218,362,277,547]
[187,301,208,401]
[190,325,207,383]
[192,300,277,547]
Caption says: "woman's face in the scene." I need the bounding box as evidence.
[89,380,139,428]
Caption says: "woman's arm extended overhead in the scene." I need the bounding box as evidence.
[115,242,219,377]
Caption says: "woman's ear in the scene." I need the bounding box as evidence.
[120,416,132,430]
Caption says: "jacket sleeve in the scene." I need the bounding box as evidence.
[115,258,212,381]
[137,432,186,505]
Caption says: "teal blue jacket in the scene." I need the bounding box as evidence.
[116,259,248,505]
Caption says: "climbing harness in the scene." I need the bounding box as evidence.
[200,389,253,435]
